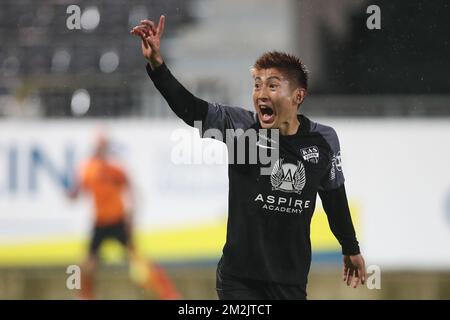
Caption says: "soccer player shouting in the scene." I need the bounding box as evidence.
[131,16,366,300]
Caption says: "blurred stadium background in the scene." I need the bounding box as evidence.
[1,0,450,299]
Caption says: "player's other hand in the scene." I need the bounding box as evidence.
[343,254,366,288]
[130,15,165,70]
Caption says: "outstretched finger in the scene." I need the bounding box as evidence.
[157,15,165,37]
[343,264,349,282]
[360,266,367,285]
[352,276,360,288]
[346,269,353,286]
[130,27,140,36]
[352,269,361,288]
[131,27,146,37]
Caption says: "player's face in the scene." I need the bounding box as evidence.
[94,137,108,158]
[252,68,300,131]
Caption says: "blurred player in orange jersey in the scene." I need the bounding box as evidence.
[68,132,180,300]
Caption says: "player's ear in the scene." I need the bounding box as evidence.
[296,88,307,106]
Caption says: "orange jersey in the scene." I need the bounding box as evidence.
[80,157,128,226]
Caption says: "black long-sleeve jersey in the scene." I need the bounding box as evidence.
[147,63,360,286]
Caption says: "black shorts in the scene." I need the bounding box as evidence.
[216,258,307,300]
[89,220,130,255]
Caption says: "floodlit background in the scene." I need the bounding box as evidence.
[1,0,450,299]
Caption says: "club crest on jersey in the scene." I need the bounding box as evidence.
[270,159,306,194]
[300,146,319,164]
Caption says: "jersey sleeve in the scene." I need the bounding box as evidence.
[316,125,345,191]
[312,123,360,255]
[146,62,209,127]
[202,103,256,142]
[146,62,256,142]
[318,185,360,255]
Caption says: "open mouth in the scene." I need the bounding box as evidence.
[259,105,275,123]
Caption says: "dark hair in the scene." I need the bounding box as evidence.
[253,51,309,90]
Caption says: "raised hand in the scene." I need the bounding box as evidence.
[130,15,165,69]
